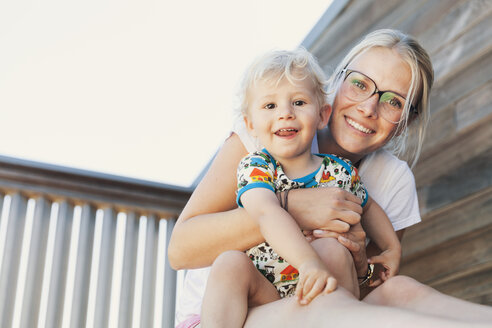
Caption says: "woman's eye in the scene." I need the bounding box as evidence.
[380,92,403,110]
[389,98,403,109]
[265,103,276,110]
[293,100,306,106]
[351,79,366,90]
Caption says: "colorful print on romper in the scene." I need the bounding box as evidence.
[237,149,368,297]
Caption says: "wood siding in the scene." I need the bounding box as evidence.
[305,0,492,305]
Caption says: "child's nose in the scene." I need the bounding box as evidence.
[277,104,295,120]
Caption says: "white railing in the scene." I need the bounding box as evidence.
[0,155,192,328]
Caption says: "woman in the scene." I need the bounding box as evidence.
[168,29,492,327]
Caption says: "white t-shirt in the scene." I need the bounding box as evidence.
[175,123,421,324]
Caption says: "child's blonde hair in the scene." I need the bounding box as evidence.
[237,48,328,117]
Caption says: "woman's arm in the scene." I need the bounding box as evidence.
[360,198,402,282]
[168,133,260,269]
[168,133,364,269]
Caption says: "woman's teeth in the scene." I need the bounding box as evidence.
[346,118,373,134]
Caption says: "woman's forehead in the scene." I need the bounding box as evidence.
[348,47,412,96]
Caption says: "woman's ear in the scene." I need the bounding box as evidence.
[243,115,257,137]
[318,104,332,129]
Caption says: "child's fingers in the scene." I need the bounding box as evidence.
[296,279,304,302]
[323,277,337,294]
[299,276,316,305]
[300,278,324,305]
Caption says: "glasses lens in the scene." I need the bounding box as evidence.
[379,92,406,123]
[343,70,406,124]
[344,71,375,101]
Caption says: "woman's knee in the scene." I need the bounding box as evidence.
[311,238,353,269]
[210,250,253,278]
[363,275,428,306]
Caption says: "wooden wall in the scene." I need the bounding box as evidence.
[305,0,492,305]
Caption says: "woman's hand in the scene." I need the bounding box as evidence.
[367,247,401,287]
[289,187,363,232]
[312,222,369,277]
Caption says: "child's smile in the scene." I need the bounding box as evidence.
[244,73,331,177]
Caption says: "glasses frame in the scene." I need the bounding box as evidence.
[341,68,418,123]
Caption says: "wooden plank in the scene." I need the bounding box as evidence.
[45,201,74,328]
[0,193,28,328]
[417,145,492,214]
[313,0,462,77]
[93,207,116,328]
[398,0,462,38]
[311,0,402,65]
[430,47,492,114]
[431,12,492,84]
[116,211,139,328]
[19,197,52,328]
[0,155,192,217]
[313,0,429,74]
[400,223,492,284]
[162,218,177,328]
[138,215,158,328]
[402,187,492,258]
[421,101,456,152]
[69,204,96,328]
[455,79,492,131]
[429,262,492,306]
[419,0,492,55]
[415,112,492,189]
[423,79,492,151]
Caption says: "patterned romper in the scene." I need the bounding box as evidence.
[236,149,368,298]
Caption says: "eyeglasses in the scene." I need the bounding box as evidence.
[341,69,417,124]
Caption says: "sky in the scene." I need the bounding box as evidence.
[0,0,331,187]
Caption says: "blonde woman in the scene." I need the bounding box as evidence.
[169,29,492,327]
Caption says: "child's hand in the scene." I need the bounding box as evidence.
[295,259,337,305]
[368,248,401,287]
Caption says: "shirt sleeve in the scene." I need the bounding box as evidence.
[236,152,276,207]
[349,165,368,207]
[359,150,421,231]
[381,164,420,231]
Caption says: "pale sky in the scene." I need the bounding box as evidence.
[0,0,331,187]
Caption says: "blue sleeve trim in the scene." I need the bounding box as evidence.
[236,182,275,207]
[361,187,368,207]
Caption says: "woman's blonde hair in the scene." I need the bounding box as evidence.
[236,48,328,117]
[328,29,434,168]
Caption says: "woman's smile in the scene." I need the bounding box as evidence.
[345,116,374,134]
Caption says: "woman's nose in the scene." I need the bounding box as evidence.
[356,94,379,118]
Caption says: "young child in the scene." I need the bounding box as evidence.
[201,48,401,328]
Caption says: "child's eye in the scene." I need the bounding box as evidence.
[293,100,306,106]
[264,103,276,110]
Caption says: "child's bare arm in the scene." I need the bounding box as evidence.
[361,197,401,284]
[241,188,337,303]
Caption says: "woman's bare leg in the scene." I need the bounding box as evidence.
[310,237,359,297]
[364,275,492,323]
[201,250,279,328]
[244,287,490,328]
